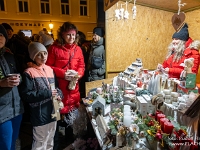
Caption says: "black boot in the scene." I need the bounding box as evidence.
[65,125,74,146]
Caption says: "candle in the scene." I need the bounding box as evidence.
[124,111,131,116]
[123,116,132,127]
[164,121,174,134]
[155,110,163,121]
[157,114,165,123]
[124,105,131,110]
[160,118,169,131]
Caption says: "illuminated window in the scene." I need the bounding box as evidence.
[80,0,87,16]
[41,0,50,14]
[61,0,69,15]
[0,0,5,11]
[18,0,28,12]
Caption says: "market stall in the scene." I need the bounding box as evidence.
[82,58,200,150]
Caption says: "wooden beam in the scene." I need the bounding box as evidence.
[104,0,119,11]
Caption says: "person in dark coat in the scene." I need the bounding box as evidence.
[77,31,91,97]
[2,23,31,74]
[0,24,24,150]
[20,42,63,150]
[87,27,106,81]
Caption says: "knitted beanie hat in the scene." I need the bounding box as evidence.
[38,30,54,46]
[172,23,189,41]
[93,27,105,37]
[28,42,47,61]
[0,24,8,42]
[2,23,13,32]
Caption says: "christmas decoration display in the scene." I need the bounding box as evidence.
[81,56,200,149]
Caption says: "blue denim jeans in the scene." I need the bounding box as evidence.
[0,115,22,150]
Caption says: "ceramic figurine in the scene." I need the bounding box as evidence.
[180,58,194,81]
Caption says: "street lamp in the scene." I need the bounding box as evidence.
[49,20,53,34]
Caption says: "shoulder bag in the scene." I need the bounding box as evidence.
[91,55,104,69]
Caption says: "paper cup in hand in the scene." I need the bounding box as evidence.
[7,74,20,77]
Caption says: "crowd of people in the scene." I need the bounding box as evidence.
[0,20,199,150]
[0,21,105,150]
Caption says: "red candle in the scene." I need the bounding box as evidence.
[155,110,162,121]
[157,114,165,123]
[160,118,169,131]
[164,121,174,134]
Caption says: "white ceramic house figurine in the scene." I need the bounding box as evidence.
[92,96,106,116]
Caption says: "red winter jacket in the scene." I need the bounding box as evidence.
[46,41,85,114]
[162,38,200,79]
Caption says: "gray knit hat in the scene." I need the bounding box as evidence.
[28,42,47,61]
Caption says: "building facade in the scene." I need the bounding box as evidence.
[0,0,97,40]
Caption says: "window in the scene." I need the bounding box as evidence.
[80,0,87,16]
[0,0,5,11]
[61,0,69,15]
[41,0,50,14]
[18,0,28,12]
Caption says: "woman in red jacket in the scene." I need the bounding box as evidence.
[158,23,200,79]
[46,22,85,147]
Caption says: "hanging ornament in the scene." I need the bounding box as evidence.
[132,0,137,20]
[124,1,129,20]
[115,3,120,20]
[119,6,124,20]
[171,0,186,31]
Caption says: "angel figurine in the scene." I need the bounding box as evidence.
[119,8,124,20]
[180,58,194,81]
[132,5,137,19]
[115,9,120,20]
[124,10,129,19]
